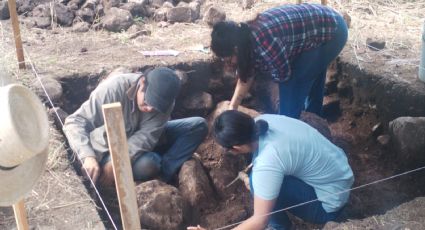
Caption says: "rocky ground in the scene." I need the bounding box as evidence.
[1,0,425,229]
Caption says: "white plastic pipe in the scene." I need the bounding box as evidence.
[420,19,425,82]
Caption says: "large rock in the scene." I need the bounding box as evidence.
[17,0,37,15]
[188,1,200,21]
[203,6,226,26]
[101,0,120,10]
[102,7,133,32]
[54,3,74,26]
[136,180,190,230]
[120,1,149,17]
[206,101,260,130]
[32,4,51,17]
[76,8,95,23]
[178,159,215,208]
[0,1,9,20]
[389,117,425,167]
[153,7,169,21]
[167,6,193,23]
[81,0,98,10]
[33,16,52,29]
[300,111,332,141]
[31,76,63,103]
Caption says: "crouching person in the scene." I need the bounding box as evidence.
[189,110,354,230]
[63,67,208,186]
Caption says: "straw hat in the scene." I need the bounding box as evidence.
[0,84,49,206]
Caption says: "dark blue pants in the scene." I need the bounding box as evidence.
[279,14,348,118]
[250,175,342,229]
[102,117,208,182]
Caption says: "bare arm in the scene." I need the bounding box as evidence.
[229,76,254,110]
[233,195,275,230]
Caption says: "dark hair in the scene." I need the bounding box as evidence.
[211,21,253,82]
[213,110,269,148]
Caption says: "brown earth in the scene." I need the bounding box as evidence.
[1,0,425,229]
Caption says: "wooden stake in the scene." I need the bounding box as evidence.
[321,0,327,5]
[102,103,141,230]
[7,0,25,69]
[12,200,29,230]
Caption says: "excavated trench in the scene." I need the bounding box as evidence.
[56,60,425,229]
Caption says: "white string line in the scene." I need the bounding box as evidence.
[23,47,119,230]
[215,165,425,230]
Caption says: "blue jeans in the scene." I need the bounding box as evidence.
[101,117,208,182]
[250,175,342,229]
[278,14,348,118]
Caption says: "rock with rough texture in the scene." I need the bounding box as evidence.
[206,101,260,130]
[101,0,120,10]
[81,0,98,10]
[188,1,200,21]
[102,7,133,32]
[67,0,81,11]
[162,1,173,8]
[54,3,74,26]
[136,180,190,230]
[72,21,90,32]
[300,111,332,141]
[34,16,52,29]
[120,1,148,17]
[76,8,95,23]
[153,7,169,21]
[0,1,10,20]
[178,159,215,208]
[32,4,51,17]
[151,0,165,8]
[17,0,37,15]
[203,6,225,26]
[31,76,63,103]
[167,6,193,23]
[389,117,425,167]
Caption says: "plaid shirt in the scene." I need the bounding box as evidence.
[250,3,341,82]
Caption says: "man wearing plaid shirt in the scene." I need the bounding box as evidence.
[211,3,348,118]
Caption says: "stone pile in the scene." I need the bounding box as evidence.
[0,0,227,32]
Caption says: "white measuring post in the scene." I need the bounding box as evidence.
[12,200,29,230]
[419,19,425,82]
[102,103,141,230]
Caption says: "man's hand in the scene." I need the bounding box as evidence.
[187,225,207,230]
[99,161,115,187]
[82,157,100,184]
